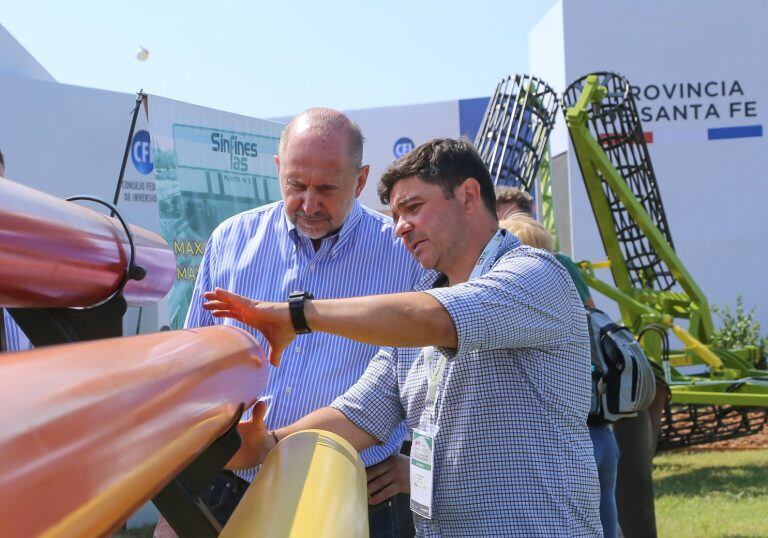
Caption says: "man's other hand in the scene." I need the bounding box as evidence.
[203,288,295,366]
[226,401,275,470]
[366,454,410,505]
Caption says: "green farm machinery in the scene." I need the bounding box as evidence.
[476,72,768,448]
[563,72,768,448]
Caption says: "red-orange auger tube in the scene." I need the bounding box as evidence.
[0,325,268,537]
[0,178,175,307]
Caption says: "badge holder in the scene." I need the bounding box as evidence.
[410,346,445,520]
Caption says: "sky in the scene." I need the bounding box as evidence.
[2,0,559,119]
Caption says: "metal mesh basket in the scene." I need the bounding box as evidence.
[563,72,676,291]
[475,74,559,192]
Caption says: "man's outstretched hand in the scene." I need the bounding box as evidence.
[203,288,295,366]
[226,401,277,470]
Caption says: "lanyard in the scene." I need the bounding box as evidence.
[419,229,505,430]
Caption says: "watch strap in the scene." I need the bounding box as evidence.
[288,291,314,334]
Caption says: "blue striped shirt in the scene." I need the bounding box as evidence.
[2,311,31,352]
[185,199,425,479]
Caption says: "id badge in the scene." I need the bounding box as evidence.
[410,427,437,519]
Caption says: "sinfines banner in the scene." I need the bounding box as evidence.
[148,95,284,328]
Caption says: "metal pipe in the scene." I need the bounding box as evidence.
[221,430,369,538]
[670,389,768,406]
[0,325,268,537]
[0,178,175,307]
[671,324,724,369]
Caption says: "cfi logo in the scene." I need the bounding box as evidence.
[131,130,154,175]
[393,137,415,158]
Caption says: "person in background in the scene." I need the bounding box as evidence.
[499,213,619,538]
[495,185,534,220]
[612,357,670,537]
[154,109,424,538]
[0,148,33,354]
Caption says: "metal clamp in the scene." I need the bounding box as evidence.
[65,195,146,307]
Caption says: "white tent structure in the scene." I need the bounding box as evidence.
[0,23,55,82]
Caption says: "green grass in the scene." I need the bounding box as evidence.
[654,449,768,537]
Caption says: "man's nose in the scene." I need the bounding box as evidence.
[395,217,413,237]
[302,189,320,215]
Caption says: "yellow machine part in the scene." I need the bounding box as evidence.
[221,430,369,538]
[672,325,724,369]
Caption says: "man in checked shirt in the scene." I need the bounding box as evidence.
[205,138,602,536]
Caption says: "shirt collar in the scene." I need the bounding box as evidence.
[416,228,521,291]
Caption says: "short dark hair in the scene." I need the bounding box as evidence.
[377,138,496,216]
[0,148,4,170]
[495,186,533,215]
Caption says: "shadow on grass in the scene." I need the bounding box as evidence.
[654,462,768,497]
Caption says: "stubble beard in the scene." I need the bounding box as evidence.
[292,196,355,240]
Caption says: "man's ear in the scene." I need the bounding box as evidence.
[354,165,370,197]
[274,154,280,173]
[460,178,482,214]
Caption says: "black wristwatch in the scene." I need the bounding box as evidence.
[288,290,314,334]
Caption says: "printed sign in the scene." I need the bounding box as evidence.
[149,97,283,328]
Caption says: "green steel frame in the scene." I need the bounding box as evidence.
[564,74,768,408]
[537,146,559,252]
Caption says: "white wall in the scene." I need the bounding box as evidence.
[0,77,156,228]
[529,1,572,255]
[531,0,768,329]
[0,23,55,82]
[345,101,461,210]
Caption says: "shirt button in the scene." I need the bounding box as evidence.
[285,386,293,394]
[295,346,301,352]
[309,264,316,270]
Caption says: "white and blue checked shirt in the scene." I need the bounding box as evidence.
[185,200,424,479]
[332,231,602,537]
